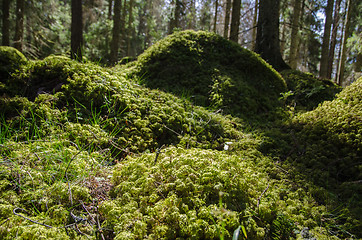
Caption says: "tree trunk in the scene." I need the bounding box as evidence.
[223,0,231,38]
[229,0,241,42]
[2,0,11,46]
[337,0,352,85]
[108,0,113,20]
[14,0,25,52]
[213,0,218,32]
[71,0,83,60]
[110,0,122,64]
[251,0,258,50]
[126,0,134,56]
[288,0,302,69]
[188,0,196,29]
[255,0,289,71]
[319,0,334,78]
[169,0,181,34]
[327,0,342,79]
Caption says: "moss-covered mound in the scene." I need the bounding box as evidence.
[291,77,362,184]
[103,147,348,239]
[0,46,27,94]
[0,55,248,156]
[281,70,342,110]
[129,30,287,117]
[0,46,361,238]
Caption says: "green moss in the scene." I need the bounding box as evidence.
[0,46,27,83]
[292,77,362,182]
[281,69,342,111]
[0,35,360,239]
[129,30,287,118]
[102,147,341,239]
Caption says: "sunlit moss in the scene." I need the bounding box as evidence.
[0,33,360,239]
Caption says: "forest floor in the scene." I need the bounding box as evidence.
[0,31,361,239]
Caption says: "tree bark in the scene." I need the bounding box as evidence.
[289,0,302,69]
[213,0,219,33]
[319,0,334,78]
[327,0,342,79]
[337,0,352,85]
[126,0,134,56]
[2,0,11,46]
[14,0,25,52]
[255,0,289,71]
[110,0,122,64]
[71,0,83,60]
[188,0,196,29]
[229,0,241,42]
[108,0,113,20]
[251,0,258,50]
[169,0,181,34]
[223,0,231,38]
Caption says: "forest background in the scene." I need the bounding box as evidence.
[1,0,361,86]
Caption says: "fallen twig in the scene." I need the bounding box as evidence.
[13,208,53,228]
[154,145,165,164]
[257,183,270,209]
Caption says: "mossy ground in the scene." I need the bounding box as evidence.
[0,32,361,240]
[127,30,287,119]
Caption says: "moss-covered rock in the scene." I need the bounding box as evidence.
[292,77,362,183]
[0,46,27,79]
[129,30,287,118]
[281,69,342,110]
[0,46,27,95]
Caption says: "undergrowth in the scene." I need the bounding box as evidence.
[0,34,361,240]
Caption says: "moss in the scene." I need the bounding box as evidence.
[101,146,342,239]
[0,46,27,84]
[129,30,287,118]
[292,77,362,182]
[281,69,342,111]
[0,35,360,239]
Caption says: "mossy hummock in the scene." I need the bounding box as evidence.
[130,30,287,117]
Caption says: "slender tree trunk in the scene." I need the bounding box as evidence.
[289,0,302,69]
[120,0,127,56]
[319,0,334,78]
[230,0,241,42]
[127,0,134,56]
[14,0,25,52]
[110,0,122,64]
[223,0,231,38]
[337,0,352,85]
[71,0,83,60]
[280,20,287,57]
[169,0,181,34]
[255,0,289,71]
[2,0,11,46]
[188,0,196,29]
[108,0,113,20]
[327,0,342,79]
[251,0,258,50]
[213,0,219,32]
[144,0,152,49]
[354,27,362,74]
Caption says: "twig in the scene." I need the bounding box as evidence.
[0,218,9,226]
[13,208,53,228]
[67,175,73,206]
[95,204,105,240]
[154,145,165,164]
[257,183,270,208]
[80,201,96,225]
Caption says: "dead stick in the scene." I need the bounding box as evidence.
[257,183,270,208]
